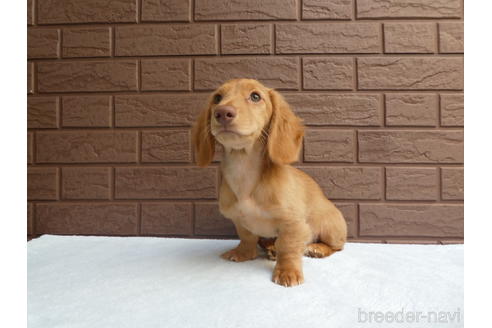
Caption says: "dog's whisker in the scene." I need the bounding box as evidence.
[259,129,269,143]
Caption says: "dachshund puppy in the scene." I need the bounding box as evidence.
[192,79,347,287]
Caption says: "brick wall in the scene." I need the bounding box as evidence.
[27,0,464,244]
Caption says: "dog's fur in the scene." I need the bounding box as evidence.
[192,79,347,287]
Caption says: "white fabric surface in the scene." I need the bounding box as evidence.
[28,235,463,328]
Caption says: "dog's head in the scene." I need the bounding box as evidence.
[192,79,304,167]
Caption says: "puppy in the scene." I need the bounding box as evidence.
[192,79,347,287]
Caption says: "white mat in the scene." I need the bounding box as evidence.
[28,235,463,328]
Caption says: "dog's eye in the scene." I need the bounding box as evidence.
[213,94,222,104]
[250,92,261,102]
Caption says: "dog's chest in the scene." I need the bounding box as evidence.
[220,153,277,237]
[221,151,260,199]
[226,198,277,238]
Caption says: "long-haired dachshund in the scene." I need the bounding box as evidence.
[192,79,347,287]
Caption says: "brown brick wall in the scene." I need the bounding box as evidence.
[27,0,464,244]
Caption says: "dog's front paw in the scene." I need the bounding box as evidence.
[272,266,304,287]
[221,248,257,262]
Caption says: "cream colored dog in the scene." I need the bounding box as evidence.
[192,79,347,287]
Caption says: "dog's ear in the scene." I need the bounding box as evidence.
[267,89,304,165]
[192,102,215,167]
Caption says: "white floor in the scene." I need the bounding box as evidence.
[28,235,463,328]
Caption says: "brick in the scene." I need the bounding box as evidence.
[358,57,463,90]
[27,133,33,164]
[385,94,438,126]
[28,29,59,59]
[194,57,299,90]
[38,61,137,93]
[38,0,137,24]
[441,168,463,200]
[115,167,217,199]
[115,25,216,56]
[276,23,380,54]
[348,238,386,243]
[27,97,59,129]
[386,167,438,200]
[284,93,381,126]
[302,0,352,20]
[334,203,357,238]
[27,62,34,94]
[357,0,461,18]
[28,203,33,235]
[386,240,439,245]
[62,96,111,128]
[62,28,111,58]
[303,57,353,90]
[28,167,58,200]
[360,204,463,237]
[195,0,297,21]
[141,59,191,91]
[439,23,463,53]
[27,0,33,25]
[141,203,193,235]
[36,203,138,235]
[23,0,465,242]
[115,94,208,127]
[304,129,355,162]
[359,130,463,163]
[194,203,236,236]
[440,94,464,127]
[221,24,272,55]
[384,23,436,53]
[62,167,110,200]
[142,0,190,22]
[142,130,191,163]
[440,240,463,245]
[299,167,382,200]
[36,131,137,163]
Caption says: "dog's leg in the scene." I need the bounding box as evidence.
[221,222,259,262]
[259,239,339,259]
[318,205,347,252]
[258,237,277,261]
[304,243,339,258]
[272,223,310,287]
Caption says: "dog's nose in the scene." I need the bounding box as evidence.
[214,106,236,125]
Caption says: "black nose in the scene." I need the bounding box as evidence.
[214,106,236,125]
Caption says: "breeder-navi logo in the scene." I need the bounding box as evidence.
[357,308,462,324]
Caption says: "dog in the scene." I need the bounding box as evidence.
[192,79,347,287]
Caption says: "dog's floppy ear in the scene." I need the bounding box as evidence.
[192,103,215,167]
[267,89,304,165]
